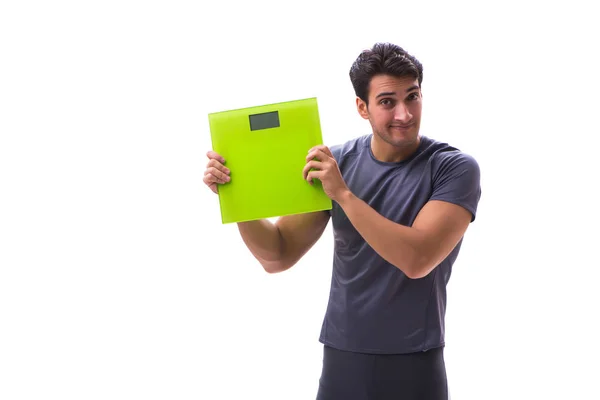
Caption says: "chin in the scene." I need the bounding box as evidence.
[381,130,419,148]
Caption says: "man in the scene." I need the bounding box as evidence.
[203,43,481,400]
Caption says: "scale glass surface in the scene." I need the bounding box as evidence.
[208,97,333,224]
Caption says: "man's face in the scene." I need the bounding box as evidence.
[357,74,422,149]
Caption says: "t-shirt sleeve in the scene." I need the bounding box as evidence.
[430,151,481,222]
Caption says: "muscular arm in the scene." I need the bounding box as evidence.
[237,210,330,273]
[337,193,472,279]
[302,145,479,279]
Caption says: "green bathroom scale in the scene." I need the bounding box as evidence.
[208,97,333,224]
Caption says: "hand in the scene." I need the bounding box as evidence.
[302,145,350,202]
[203,150,231,194]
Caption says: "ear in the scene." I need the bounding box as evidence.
[356,97,369,120]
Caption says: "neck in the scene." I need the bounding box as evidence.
[370,135,421,163]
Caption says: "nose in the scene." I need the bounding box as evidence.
[394,103,412,123]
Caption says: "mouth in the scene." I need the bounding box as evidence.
[389,123,414,129]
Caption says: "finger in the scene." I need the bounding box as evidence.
[204,166,230,183]
[308,145,333,158]
[306,170,324,185]
[306,149,328,163]
[207,158,230,175]
[308,144,327,153]
[208,173,228,185]
[302,160,323,180]
[306,150,318,162]
[319,146,334,158]
[206,150,226,164]
[203,170,229,185]
[203,174,221,186]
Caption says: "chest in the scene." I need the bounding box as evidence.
[332,161,434,240]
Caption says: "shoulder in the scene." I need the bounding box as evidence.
[329,134,371,163]
[423,136,482,221]
[422,136,480,176]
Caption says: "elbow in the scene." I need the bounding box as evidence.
[259,242,295,274]
[262,263,283,274]
[404,267,429,280]
[398,254,433,280]
[255,247,286,274]
[260,259,291,274]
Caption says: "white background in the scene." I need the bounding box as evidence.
[1,1,599,399]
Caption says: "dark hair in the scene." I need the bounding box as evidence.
[349,43,423,103]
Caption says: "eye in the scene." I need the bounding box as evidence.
[379,98,395,107]
[407,92,420,101]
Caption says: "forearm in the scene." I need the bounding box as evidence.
[237,220,284,264]
[337,191,428,278]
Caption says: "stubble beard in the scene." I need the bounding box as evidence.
[373,127,419,149]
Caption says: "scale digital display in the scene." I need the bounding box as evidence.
[249,111,280,131]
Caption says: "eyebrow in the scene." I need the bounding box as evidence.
[375,85,420,98]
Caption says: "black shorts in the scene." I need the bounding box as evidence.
[316,345,448,400]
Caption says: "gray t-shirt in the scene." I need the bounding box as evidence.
[319,134,481,354]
